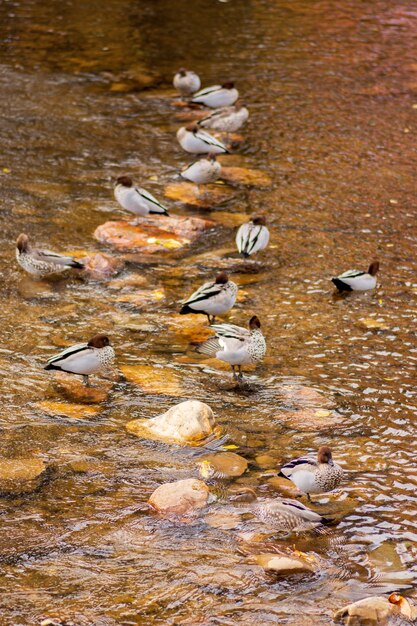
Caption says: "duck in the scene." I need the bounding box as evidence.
[44,334,115,387]
[180,272,237,324]
[197,101,249,133]
[180,153,221,192]
[196,315,266,380]
[191,82,239,108]
[173,68,201,98]
[332,260,379,292]
[114,176,169,219]
[252,498,331,532]
[236,216,270,257]
[16,233,84,278]
[278,446,344,501]
[176,125,229,155]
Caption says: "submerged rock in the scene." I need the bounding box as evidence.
[164,182,236,208]
[275,408,346,431]
[0,458,46,495]
[333,593,417,625]
[126,399,217,445]
[254,553,315,575]
[94,214,214,252]
[121,364,184,396]
[220,166,272,187]
[36,400,101,420]
[81,252,124,278]
[149,478,209,516]
[197,452,248,479]
[52,375,112,404]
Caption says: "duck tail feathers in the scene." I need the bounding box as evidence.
[277,470,288,479]
[196,337,220,356]
[149,207,169,216]
[321,516,335,525]
[44,363,60,371]
[180,304,195,315]
[70,260,84,269]
[332,278,352,292]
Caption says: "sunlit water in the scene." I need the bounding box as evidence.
[0,0,417,623]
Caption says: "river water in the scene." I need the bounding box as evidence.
[0,0,417,624]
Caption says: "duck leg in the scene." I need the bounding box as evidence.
[83,375,91,387]
[231,365,238,380]
[237,365,244,381]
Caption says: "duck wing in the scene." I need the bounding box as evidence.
[236,223,270,256]
[34,248,83,268]
[183,280,223,306]
[195,129,227,151]
[45,342,89,367]
[192,85,221,99]
[279,456,317,478]
[135,186,168,214]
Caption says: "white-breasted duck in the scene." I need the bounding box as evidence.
[44,334,115,387]
[253,498,331,532]
[176,125,229,155]
[198,101,249,133]
[173,68,201,98]
[180,272,237,324]
[236,216,270,257]
[332,261,379,292]
[197,315,266,380]
[16,233,84,278]
[278,446,344,502]
[191,82,239,108]
[180,153,221,192]
[114,176,169,219]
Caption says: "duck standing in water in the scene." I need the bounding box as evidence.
[15,233,84,278]
[253,498,331,532]
[114,176,169,219]
[236,216,270,257]
[173,68,201,98]
[180,272,237,324]
[180,153,221,194]
[198,101,249,134]
[278,446,344,501]
[192,82,239,108]
[332,261,379,292]
[176,125,229,155]
[197,315,266,380]
[44,334,115,387]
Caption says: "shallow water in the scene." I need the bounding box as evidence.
[1,0,417,623]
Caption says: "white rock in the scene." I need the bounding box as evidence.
[149,478,209,515]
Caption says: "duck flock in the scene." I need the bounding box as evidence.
[14,68,383,534]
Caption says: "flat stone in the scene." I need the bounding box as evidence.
[274,409,346,431]
[280,385,335,409]
[126,399,218,445]
[220,166,272,187]
[81,252,124,278]
[198,452,248,478]
[120,364,184,396]
[149,478,209,516]
[36,400,101,420]
[164,182,236,209]
[0,458,46,495]
[254,553,315,574]
[52,375,112,404]
[255,454,279,470]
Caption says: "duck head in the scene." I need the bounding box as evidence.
[206,152,217,162]
[185,123,199,134]
[368,260,379,276]
[88,334,111,348]
[178,68,187,77]
[252,216,266,226]
[317,446,333,464]
[116,176,133,188]
[222,81,235,89]
[249,315,261,330]
[16,233,30,253]
[215,272,229,284]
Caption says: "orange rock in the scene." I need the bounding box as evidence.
[274,409,345,431]
[120,364,184,396]
[220,166,272,187]
[36,400,101,420]
[115,288,166,308]
[149,478,209,516]
[164,181,236,208]
[81,252,124,278]
[0,458,46,495]
[52,375,112,404]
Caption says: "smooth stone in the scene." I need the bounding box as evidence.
[204,510,241,530]
[334,594,417,624]
[52,375,112,404]
[149,478,209,516]
[120,364,184,396]
[198,452,248,478]
[81,252,124,278]
[274,409,346,431]
[0,458,46,495]
[94,214,214,252]
[164,181,236,208]
[36,400,101,420]
[220,166,272,187]
[126,399,217,445]
[255,454,279,470]
[115,288,166,308]
[254,553,315,574]
[280,385,335,409]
